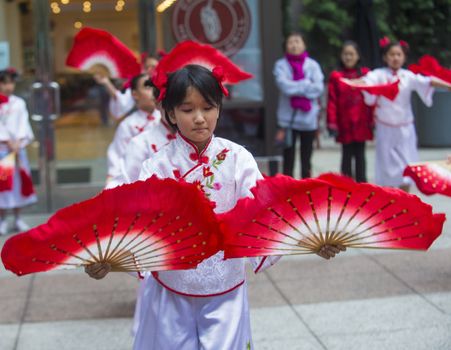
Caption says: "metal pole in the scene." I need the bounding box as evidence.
[138,0,156,55]
[32,0,56,212]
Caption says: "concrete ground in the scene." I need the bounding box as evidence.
[1,140,451,350]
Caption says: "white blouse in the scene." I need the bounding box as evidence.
[0,95,34,152]
[107,109,161,181]
[362,67,434,126]
[139,133,279,296]
[108,120,175,187]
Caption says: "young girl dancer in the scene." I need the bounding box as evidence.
[0,68,37,235]
[360,40,451,190]
[87,64,342,349]
[327,41,374,182]
[273,32,324,178]
[106,74,160,187]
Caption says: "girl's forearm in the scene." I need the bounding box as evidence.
[431,77,451,90]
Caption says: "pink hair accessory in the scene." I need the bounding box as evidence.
[212,66,229,97]
[379,36,391,48]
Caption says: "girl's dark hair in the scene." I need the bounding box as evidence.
[381,42,409,57]
[283,32,306,52]
[161,64,223,127]
[130,73,147,91]
[339,40,363,75]
[0,68,19,83]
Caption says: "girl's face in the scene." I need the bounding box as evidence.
[0,78,15,96]
[286,35,306,55]
[169,87,219,151]
[143,57,158,75]
[341,45,360,69]
[383,45,406,71]
[132,77,156,112]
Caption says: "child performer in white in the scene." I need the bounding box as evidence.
[0,68,37,235]
[87,65,343,349]
[106,74,161,187]
[109,81,176,188]
[359,40,451,191]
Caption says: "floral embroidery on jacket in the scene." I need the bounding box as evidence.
[201,148,230,193]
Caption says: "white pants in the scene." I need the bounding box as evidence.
[375,122,418,187]
[133,276,252,350]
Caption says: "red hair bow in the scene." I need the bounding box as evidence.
[399,40,409,49]
[153,72,168,102]
[379,36,391,48]
[212,66,229,97]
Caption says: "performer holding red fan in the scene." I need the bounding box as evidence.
[344,38,451,191]
[0,68,36,235]
[92,63,342,349]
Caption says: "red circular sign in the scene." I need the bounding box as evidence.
[172,0,251,57]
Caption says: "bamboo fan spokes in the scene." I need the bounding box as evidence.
[28,211,214,274]
[1,177,221,276]
[222,175,445,259]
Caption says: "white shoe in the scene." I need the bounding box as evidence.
[14,218,29,232]
[0,220,8,235]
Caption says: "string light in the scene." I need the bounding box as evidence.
[156,0,177,13]
[83,1,91,13]
[51,2,61,14]
[61,0,70,4]
[74,21,83,29]
[115,0,125,12]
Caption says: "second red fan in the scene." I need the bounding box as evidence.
[220,174,445,258]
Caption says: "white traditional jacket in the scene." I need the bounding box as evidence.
[0,95,34,150]
[107,109,161,183]
[362,68,434,126]
[139,133,279,296]
[109,120,175,187]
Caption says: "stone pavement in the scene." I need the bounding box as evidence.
[1,140,451,350]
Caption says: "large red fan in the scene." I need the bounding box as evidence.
[220,174,445,258]
[340,78,400,101]
[0,152,15,192]
[1,177,220,276]
[153,40,253,85]
[66,27,141,79]
[409,55,451,84]
[404,160,451,197]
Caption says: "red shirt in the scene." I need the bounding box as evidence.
[327,67,374,144]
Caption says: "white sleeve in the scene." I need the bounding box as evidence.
[107,122,131,179]
[138,157,161,181]
[122,136,149,183]
[361,70,380,106]
[233,148,282,273]
[412,74,434,107]
[17,100,34,147]
[109,89,135,119]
